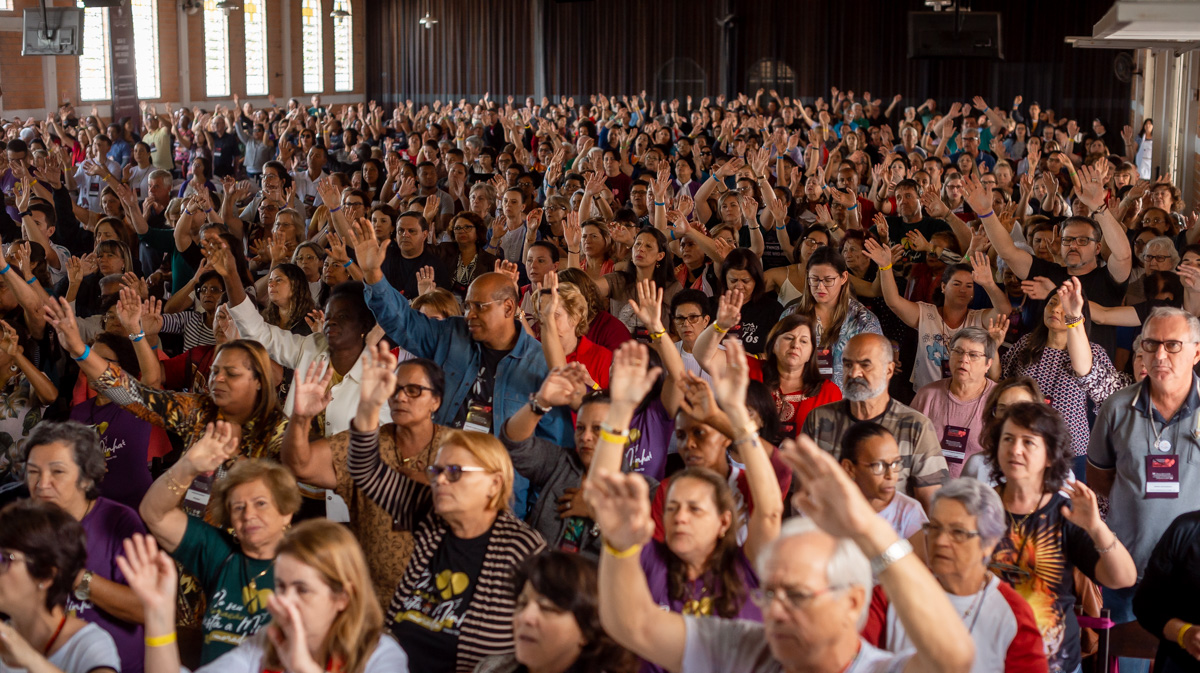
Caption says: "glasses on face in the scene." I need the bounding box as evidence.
[344,201,366,209]
[1140,339,1196,354]
[394,383,436,399]
[857,458,904,475]
[1060,236,1098,247]
[197,285,225,295]
[464,298,504,314]
[452,225,475,233]
[674,314,707,326]
[808,276,840,288]
[750,584,846,611]
[425,464,490,482]
[1144,254,1173,264]
[921,522,981,543]
[950,347,988,362]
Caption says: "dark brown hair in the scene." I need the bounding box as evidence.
[0,500,87,610]
[664,468,746,619]
[981,402,1073,492]
[762,313,824,397]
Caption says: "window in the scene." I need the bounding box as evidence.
[746,59,797,100]
[244,0,268,96]
[301,0,324,93]
[77,1,112,101]
[332,0,352,92]
[203,0,230,97]
[130,0,160,99]
[0,1,13,11]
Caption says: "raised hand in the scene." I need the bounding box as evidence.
[607,340,663,410]
[1057,276,1084,318]
[293,359,334,418]
[535,366,585,409]
[358,341,398,411]
[304,309,325,334]
[1076,162,1108,211]
[416,266,437,296]
[961,172,994,215]
[115,533,178,619]
[969,251,997,287]
[348,217,389,278]
[626,279,664,333]
[863,237,894,267]
[714,289,744,331]
[141,297,164,337]
[422,194,442,223]
[986,313,1010,346]
[42,298,87,358]
[1020,276,1056,301]
[325,233,350,264]
[563,211,581,252]
[709,338,752,427]
[1059,480,1105,538]
[537,270,560,318]
[906,229,931,253]
[115,286,144,334]
[494,259,520,288]
[182,421,241,474]
[583,469,655,552]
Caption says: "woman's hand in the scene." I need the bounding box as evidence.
[1060,479,1106,538]
[266,594,323,673]
[563,211,581,252]
[305,309,325,334]
[962,173,994,215]
[0,321,19,358]
[493,259,520,288]
[714,289,744,331]
[906,229,932,253]
[537,270,560,317]
[970,251,997,287]
[862,237,894,268]
[677,371,719,424]
[115,286,144,335]
[986,313,1010,347]
[42,298,87,358]
[626,279,664,333]
[422,194,442,224]
[535,366,586,409]
[66,256,83,286]
[183,421,240,474]
[583,469,655,553]
[607,340,662,412]
[292,359,334,419]
[203,238,235,278]
[709,339,752,429]
[348,218,389,278]
[416,266,437,296]
[115,533,178,621]
[142,297,164,337]
[325,233,350,265]
[1057,276,1084,319]
[122,271,149,300]
[358,341,398,412]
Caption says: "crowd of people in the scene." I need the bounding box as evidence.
[0,85,1195,673]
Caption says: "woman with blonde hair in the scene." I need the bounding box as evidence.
[119,519,409,673]
[536,272,614,389]
[348,342,545,673]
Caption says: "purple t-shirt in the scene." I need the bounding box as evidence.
[639,540,761,673]
[70,399,153,510]
[624,400,674,482]
[66,497,148,673]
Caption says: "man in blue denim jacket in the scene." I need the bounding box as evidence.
[350,221,574,515]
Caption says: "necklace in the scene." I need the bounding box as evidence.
[243,556,275,595]
[395,425,438,470]
[43,613,67,655]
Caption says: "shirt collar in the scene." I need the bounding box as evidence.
[1133,375,1200,425]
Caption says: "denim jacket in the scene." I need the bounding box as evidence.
[365,279,575,513]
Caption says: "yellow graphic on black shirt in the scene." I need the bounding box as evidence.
[436,570,469,599]
[242,585,274,614]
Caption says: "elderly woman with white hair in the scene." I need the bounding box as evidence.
[912,327,998,478]
[867,478,1049,672]
[1126,236,1180,305]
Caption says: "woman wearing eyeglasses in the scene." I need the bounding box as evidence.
[982,402,1136,673]
[0,501,119,673]
[347,342,546,673]
[912,327,998,478]
[864,238,1011,393]
[867,478,1048,673]
[282,356,447,607]
[999,278,1128,473]
[435,212,499,301]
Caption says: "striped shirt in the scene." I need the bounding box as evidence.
[347,429,546,673]
[160,310,216,352]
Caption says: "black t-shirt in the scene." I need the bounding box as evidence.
[1026,255,1127,355]
[883,215,952,264]
[391,524,494,673]
[734,294,783,355]
[453,345,511,429]
[210,132,241,177]
[992,492,1101,673]
[381,246,451,299]
[736,224,791,271]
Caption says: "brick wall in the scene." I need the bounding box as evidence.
[0,0,365,118]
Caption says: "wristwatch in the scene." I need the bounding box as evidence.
[528,393,552,416]
[75,570,94,601]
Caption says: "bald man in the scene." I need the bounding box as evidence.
[800,333,947,510]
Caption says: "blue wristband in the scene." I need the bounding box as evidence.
[670,230,676,241]
[72,345,91,361]
[654,201,666,207]
[0,264,9,275]
[342,259,353,268]
[979,210,995,219]
[330,205,343,213]
[847,202,858,211]
[130,332,146,342]
[25,276,36,285]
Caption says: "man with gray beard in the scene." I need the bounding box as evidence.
[801,333,948,512]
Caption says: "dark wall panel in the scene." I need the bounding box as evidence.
[368,0,1130,125]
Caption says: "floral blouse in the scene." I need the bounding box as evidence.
[785,297,884,389]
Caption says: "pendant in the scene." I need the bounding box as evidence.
[1157,439,1172,453]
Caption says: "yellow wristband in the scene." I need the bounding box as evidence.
[648,329,666,341]
[879,263,893,271]
[145,632,177,647]
[598,429,629,445]
[603,541,643,559]
[1178,623,1194,649]
[712,324,729,334]
[1065,320,1084,330]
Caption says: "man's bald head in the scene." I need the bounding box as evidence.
[841,333,895,403]
[844,333,893,364]
[470,272,519,305]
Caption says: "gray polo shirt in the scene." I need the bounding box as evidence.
[1087,376,1200,574]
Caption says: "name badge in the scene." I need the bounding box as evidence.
[182,473,215,518]
[941,425,970,464]
[462,404,493,434]
[213,148,223,158]
[816,349,834,377]
[940,356,951,380]
[1145,455,1180,499]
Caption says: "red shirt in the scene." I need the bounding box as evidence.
[586,310,633,351]
[773,379,842,438]
[566,336,613,389]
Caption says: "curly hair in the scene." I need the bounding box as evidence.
[981,402,1073,492]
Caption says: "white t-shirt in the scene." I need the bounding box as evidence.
[910,303,985,393]
[676,340,714,384]
[192,633,408,673]
[878,492,928,539]
[0,622,120,673]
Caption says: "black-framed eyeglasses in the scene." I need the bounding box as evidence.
[425,464,490,483]
[950,347,988,362]
[674,314,707,325]
[1060,236,1098,247]
[750,584,847,611]
[1143,254,1173,263]
[922,522,981,543]
[857,458,904,476]
[1140,339,1196,354]
[394,383,436,399]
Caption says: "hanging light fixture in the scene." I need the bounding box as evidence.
[330,0,349,19]
[215,0,241,14]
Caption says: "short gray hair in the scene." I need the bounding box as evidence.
[931,478,1007,547]
[757,517,873,628]
[951,326,996,360]
[1143,236,1180,266]
[19,421,107,500]
[1146,306,1200,343]
[148,169,172,186]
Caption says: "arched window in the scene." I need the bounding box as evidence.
[129,0,160,99]
[301,0,324,93]
[244,0,269,96]
[77,0,112,101]
[203,0,230,97]
[655,58,707,104]
[746,59,796,100]
[332,0,353,92]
